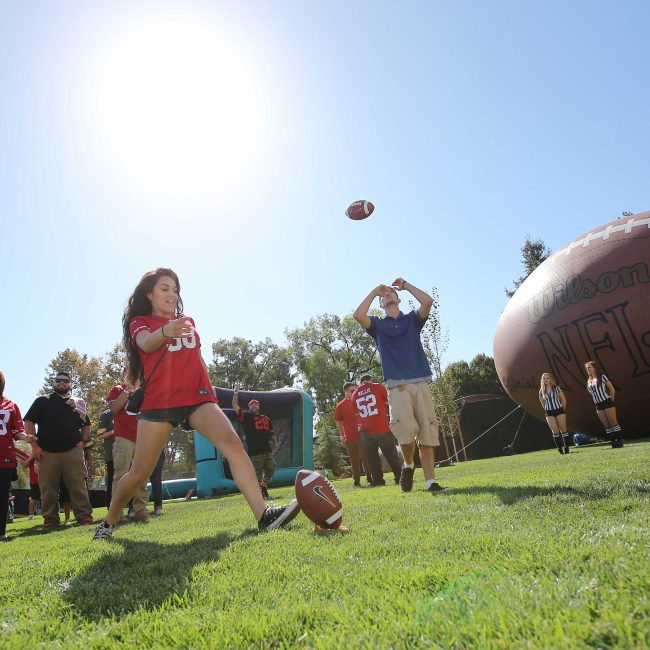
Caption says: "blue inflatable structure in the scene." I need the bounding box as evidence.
[194,387,313,497]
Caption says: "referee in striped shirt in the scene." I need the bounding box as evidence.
[585,361,624,448]
[538,372,570,454]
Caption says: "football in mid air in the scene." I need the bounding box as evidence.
[294,470,343,529]
[345,200,374,221]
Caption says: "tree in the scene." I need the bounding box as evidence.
[442,353,506,399]
[312,428,346,474]
[286,313,382,422]
[505,236,551,297]
[209,337,294,390]
[413,287,461,460]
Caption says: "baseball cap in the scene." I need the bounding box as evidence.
[248,399,260,407]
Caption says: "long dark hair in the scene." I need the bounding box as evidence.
[0,369,5,398]
[585,360,602,387]
[123,268,184,383]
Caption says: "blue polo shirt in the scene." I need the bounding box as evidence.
[367,310,432,385]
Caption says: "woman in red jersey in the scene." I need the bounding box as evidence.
[93,269,299,540]
[0,370,32,541]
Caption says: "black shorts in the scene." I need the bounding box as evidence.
[595,398,615,411]
[30,483,41,499]
[545,408,565,417]
[139,403,209,431]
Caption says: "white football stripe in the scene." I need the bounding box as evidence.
[363,201,369,215]
[325,509,343,525]
[300,472,320,487]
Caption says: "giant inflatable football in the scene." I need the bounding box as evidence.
[494,212,650,437]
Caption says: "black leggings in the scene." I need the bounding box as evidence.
[0,467,14,536]
[149,451,165,509]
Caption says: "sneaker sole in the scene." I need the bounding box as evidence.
[429,487,452,494]
[265,499,301,531]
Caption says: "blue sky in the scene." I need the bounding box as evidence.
[2,1,649,412]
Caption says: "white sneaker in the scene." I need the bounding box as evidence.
[27,515,34,520]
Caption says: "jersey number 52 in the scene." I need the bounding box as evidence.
[355,394,378,418]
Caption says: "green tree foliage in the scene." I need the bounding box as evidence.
[312,427,346,474]
[442,353,506,399]
[165,428,196,479]
[415,287,460,458]
[38,346,125,478]
[209,337,294,390]
[286,313,382,422]
[505,236,551,297]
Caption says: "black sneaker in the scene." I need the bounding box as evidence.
[426,482,451,494]
[261,486,270,500]
[611,439,624,448]
[399,466,414,492]
[92,520,114,541]
[258,499,301,532]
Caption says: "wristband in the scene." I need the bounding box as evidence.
[161,323,167,337]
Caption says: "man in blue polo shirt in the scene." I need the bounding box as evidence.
[353,278,449,494]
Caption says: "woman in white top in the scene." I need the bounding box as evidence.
[585,360,623,448]
[538,372,570,454]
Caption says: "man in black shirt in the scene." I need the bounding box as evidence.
[232,386,277,500]
[24,371,93,530]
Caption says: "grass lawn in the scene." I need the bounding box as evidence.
[2,441,649,649]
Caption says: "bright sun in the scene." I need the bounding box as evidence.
[91,17,266,201]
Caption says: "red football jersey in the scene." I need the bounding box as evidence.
[130,315,217,411]
[333,398,361,442]
[29,458,38,484]
[106,385,138,442]
[0,396,25,468]
[352,381,390,435]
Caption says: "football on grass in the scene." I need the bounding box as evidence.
[294,470,343,529]
[345,200,374,220]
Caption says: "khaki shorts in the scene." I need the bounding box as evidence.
[388,382,439,446]
[250,452,276,484]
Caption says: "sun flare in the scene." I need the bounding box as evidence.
[90,17,265,200]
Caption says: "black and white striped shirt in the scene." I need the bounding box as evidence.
[587,374,610,403]
[540,386,563,411]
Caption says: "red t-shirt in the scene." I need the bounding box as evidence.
[106,385,139,442]
[352,381,390,435]
[333,398,361,442]
[0,396,25,468]
[130,315,217,411]
[29,458,38,484]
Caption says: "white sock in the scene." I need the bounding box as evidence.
[425,479,437,489]
[403,463,414,469]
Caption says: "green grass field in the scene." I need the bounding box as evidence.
[2,441,649,649]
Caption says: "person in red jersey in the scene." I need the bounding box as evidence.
[27,456,40,519]
[352,374,402,487]
[334,382,372,487]
[106,375,149,522]
[93,268,299,540]
[0,370,32,541]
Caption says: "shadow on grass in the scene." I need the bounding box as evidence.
[452,483,649,505]
[63,529,257,620]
